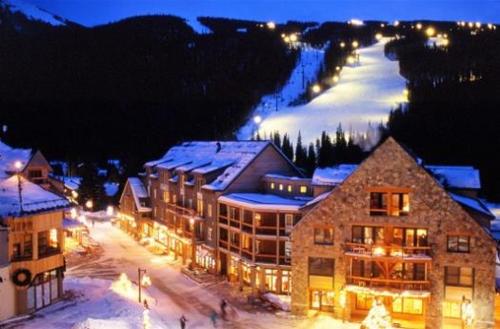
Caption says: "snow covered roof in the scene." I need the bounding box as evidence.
[126,178,151,213]
[449,193,494,218]
[0,140,33,178]
[146,141,290,191]
[63,218,85,229]
[426,165,481,190]
[219,193,310,211]
[312,164,358,186]
[0,176,69,217]
[264,173,310,182]
[311,163,481,190]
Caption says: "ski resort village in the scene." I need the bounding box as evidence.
[1,1,500,328]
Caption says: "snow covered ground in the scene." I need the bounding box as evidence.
[0,0,65,25]
[13,222,359,329]
[237,44,325,140]
[243,37,407,146]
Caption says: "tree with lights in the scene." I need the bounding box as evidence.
[361,297,392,329]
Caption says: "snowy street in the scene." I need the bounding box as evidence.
[12,222,359,329]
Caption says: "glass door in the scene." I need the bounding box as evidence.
[310,290,335,311]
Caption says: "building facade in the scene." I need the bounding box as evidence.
[0,175,69,320]
[291,138,496,329]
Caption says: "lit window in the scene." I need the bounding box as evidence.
[207,204,212,218]
[270,182,275,190]
[285,214,294,233]
[255,213,262,226]
[447,236,470,253]
[314,228,334,245]
[370,191,409,216]
[279,184,284,191]
[163,191,170,203]
[287,185,292,193]
[392,297,423,315]
[445,266,474,287]
[300,186,307,193]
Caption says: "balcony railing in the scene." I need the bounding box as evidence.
[344,242,432,259]
[347,275,430,291]
[166,203,196,218]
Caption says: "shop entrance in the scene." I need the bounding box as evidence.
[310,290,335,312]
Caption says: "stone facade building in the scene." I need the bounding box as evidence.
[291,137,496,329]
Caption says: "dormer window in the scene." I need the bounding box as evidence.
[287,185,293,193]
[270,182,275,190]
[279,184,284,191]
[370,190,410,216]
[300,186,307,194]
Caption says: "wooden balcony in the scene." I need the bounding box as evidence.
[347,275,430,291]
[11,253,64,277]
[344,242,432,262]
[165,203,196,218]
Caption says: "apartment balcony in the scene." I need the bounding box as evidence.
[165,203,196,218]
[344,242,432,262]
[11,253,64,276]
[346,275,430,291]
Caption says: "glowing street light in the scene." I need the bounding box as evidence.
[284,36,290,43]
[416,23,422,30]
[347,56,356,65]
[289,34,298,42]
[85,200,93,210]
[253,115,262,124]
[425,27,436,37]
[266,21,276,30]
[475,22,481,28]
[352,40,359,48]
[332,75,339,83]
[442,39,450,47]
[340,41,346,48]
[468,22,474,28]
[393,20,400,27]
[311,84,321,94]
[380,23,385,28]
[375,33,383,41]
[70,207,78,219]
[14,160,23,170]
[107,205,114,216]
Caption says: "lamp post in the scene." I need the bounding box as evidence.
[14,161,23,214]
[138,267,147,303]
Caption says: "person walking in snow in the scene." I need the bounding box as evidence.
[210,310,218,327]
[180,315,187,329]
[220,299,227,319]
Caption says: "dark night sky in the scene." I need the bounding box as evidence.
[26,0,500,27]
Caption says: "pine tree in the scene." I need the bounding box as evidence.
[294,131,307,169]
[272,131,282,149]
[282,133,294,160]
[77,163,106,210]
[333,124,347,164]
[318,131,334,167]
[305,142,317,176]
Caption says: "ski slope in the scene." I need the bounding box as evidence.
[1,0,65,25]
[244,37,407,146]
[237,44,325,140]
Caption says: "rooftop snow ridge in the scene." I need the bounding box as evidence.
[311,163,481,190]
[0,175,69,217]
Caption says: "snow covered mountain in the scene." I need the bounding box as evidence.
[0,0,67,26]
[239,37,407,147]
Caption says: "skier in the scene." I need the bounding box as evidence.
[209,310,218,327]
[180,315,187,329]
[143,299,149,310]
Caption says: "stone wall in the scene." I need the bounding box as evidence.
[291,138,496,329]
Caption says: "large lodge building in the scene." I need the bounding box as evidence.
[0,141,69,321]
[119,137,497,328]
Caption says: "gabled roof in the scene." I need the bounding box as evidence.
[126,178,151,213]
[0,176,69,217]
[145,141,301,192]
[219,193,311,211]
[311,163,481,190]
[449,193,494,219]
[0,140,32,178]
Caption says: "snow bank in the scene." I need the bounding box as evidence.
[251,38,407,147]
[262,293,291,311]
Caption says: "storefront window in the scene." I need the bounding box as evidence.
[392,297,423,314]
[356,293,373,310]
[242,264,251,284]
[282,270,291,294]
[265,269,278,292]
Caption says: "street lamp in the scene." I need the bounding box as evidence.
[85,200,93,210]
[340,41,346,48]
[332,75,339,83]
[352,40,359,48]
[266,21,276,30]
[311,84,321,94]
[425,27,436,37]
[253,115,262,124]
[14,161,24,214]
[375,33,383,41]
[416,23,423,30]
